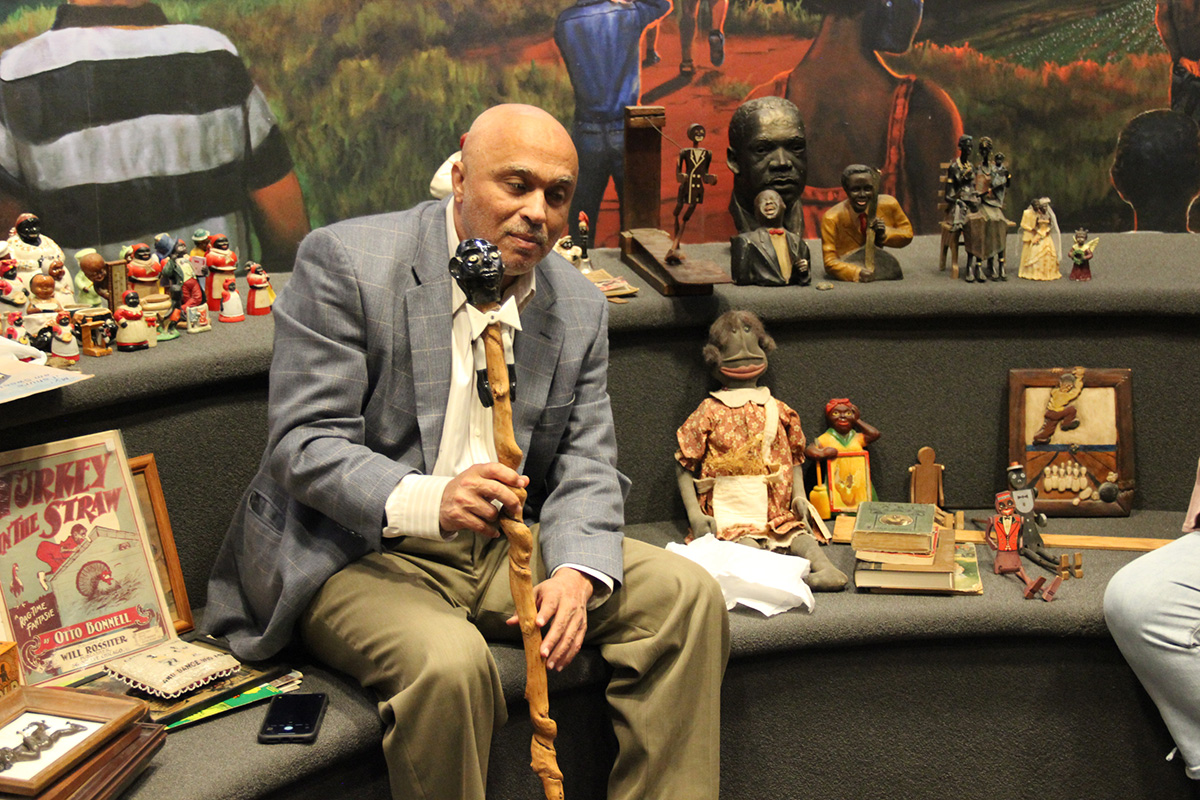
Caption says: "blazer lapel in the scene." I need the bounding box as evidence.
[512,275,563,460]
[405,204,453,471]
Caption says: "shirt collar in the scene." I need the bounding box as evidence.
[710,386,771,407]
[445,198,536,314]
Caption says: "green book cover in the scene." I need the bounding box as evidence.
[850,502,938,554]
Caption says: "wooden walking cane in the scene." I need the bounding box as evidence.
[449,239,565,800]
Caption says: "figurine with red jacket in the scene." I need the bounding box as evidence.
[204,234,238,311]
[985,490,1061,601]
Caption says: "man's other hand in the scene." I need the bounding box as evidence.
[507,567,594,671]
[440,463,528,538]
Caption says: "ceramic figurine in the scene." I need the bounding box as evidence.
[728,97,808,236]
[73,308,116,357]
[245,262,275,315]
[552,235,583,270]
[674,310,847,590]
[42,256,74,308]
[46,309,80,370]
[160,238,203,331]
[0,277,27,316]
[805,398,881,515]
[25,273,59,315]
[666,123,718,263]
[7,213,64,291]
[0,241,14,281]
[908,446,945,507]
[73,249,110,309]
[575,211,591,271]
[219,277,244,322]
[985,491,1059,601]
[113,290,150,352]
[1068,229,1099,281]
[189,228,210,261]
[730,189,810,286]
[3,311,30,348]
[125,242,163,299]
[141,293,174,342]
[1018,197,1061,280]
[204,234,237,311]
[820,164,912,282]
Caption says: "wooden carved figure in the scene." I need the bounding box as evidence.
[728,97,808,236]
[667,123,717,263]
[245,262,275,315]
[219,277,245,323]
[908,446,945,507]
[1018,197,1061,280]
[113,289,150,352]
[985,491,1060,601]
[1068,229,1099,281]
[675,310,847,590]
[805,398,880,514]
[448,238,564,800]
[961,138,1012,283]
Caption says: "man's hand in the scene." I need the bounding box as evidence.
[440,463,528,538]
[507,568,594,671]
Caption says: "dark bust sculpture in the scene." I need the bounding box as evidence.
[727,97,808,237]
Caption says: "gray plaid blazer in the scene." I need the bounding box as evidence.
[204,199,628,661]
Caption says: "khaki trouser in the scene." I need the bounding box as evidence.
[299,526,729,800]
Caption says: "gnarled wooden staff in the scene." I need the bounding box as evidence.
[450,239,565,800]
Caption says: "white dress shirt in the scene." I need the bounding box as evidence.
[382,201,613,605]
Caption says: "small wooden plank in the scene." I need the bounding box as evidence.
[831,513,1169,552]
[620,228,730,296]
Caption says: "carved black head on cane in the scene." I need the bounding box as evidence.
[449,238,515,408]
[449,238,504,307]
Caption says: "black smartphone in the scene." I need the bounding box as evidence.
[257,692,327,744]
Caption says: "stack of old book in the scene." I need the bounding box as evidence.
[850,501,979,594]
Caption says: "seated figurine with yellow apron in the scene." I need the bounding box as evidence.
[675,310,847,591]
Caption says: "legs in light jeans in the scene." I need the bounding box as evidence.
[1105,532,1200,779]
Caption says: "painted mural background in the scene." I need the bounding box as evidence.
[0,0,1177,251]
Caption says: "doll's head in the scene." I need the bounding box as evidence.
[994,490,1015,515]
[121,289,140,308]
[29,273,55,301]
[824,398,859,434]
[14,213,40,245]
[702,310,775,389]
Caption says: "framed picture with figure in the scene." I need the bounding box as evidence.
[1008,367,1134,517]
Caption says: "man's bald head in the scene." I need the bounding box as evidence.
[452,105,578,282]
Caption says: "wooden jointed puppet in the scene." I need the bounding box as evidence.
[675,310,847,591]
[447,239,563,800]
[985,490,1061,601]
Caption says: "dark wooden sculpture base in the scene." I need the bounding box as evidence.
[619,229,731,296]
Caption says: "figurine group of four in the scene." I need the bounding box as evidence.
[1,215,275,369]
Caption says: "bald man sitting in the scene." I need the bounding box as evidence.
[205,104,729,800]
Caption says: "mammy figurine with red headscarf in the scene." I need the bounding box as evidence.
[113,290,149,352]
[805,397,881,514]
[675,309,847,590]
[204,234,237,311]
[219,277,244,322]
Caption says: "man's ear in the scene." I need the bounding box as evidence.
[451,159,466,203]
[726,148,739,175]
